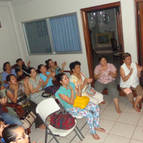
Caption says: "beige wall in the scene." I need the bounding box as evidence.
[11,0,137,76]
[0,1,23,72]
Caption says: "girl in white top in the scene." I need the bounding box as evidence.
[120,53,143,112]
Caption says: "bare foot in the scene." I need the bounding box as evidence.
[95,127,106,133]
[134,106,141,112]
[39,124,46,129]
[92,134,100,140]
[116,108,121,114]
[101,101,106,104]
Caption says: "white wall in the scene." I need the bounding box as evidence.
[0,1,23,72]
[11,0,138,76]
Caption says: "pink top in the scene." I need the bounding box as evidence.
[94,63,116,84]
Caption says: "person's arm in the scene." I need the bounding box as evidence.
[120,67,133,82]
[109,70,117,78]
[94,66,101,80]
[59,86,75,105]
[61,62,66,72]
[6,87,18,103]
[0,96,7,105]
[42,72,55,86]
[28,80,42,94]
[136,64,143,77]
[23,77,30,95]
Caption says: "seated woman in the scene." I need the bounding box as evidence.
[15,68,28,83]
[2,62,16,88]
[6,74,29,107]
[69,61,104,105]
[45,59,66,75]
[120,53,143,112]
[0,96,22,126]
[0,118,7,143]
[15,58,30,76]
[38,64,55,88]
[28,67,45,104]
[94,56,121,113]
[55,73,105,140]
[2,124,29,143]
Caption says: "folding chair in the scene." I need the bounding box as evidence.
[36,98,84,143]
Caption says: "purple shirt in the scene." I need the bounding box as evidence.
[94,63,116,84]
[2,69,16,87]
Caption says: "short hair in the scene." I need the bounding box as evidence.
[69,61,81,72]
[98,56,108,62]
[3,62,10,71]
[122,53,131,61]
[6,74,16,82]
[16,58,22,63]
[2,125,21,143]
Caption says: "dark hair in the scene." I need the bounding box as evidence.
[122,53,131,61]
[2,124,20,143]
[3,62,10,71]
[16,58,22,63]
[28,67,36,74]
[98,56,108,62]
[6,74,16,82]
[15,68,21,74]
[0,118,4,123]
[55,73,66,86]
[45,59,52,66]
[69,61,81,72]
[37,64,44,73]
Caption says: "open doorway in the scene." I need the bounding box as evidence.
[81,2,124,78]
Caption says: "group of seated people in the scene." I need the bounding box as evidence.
[0,52,143,141]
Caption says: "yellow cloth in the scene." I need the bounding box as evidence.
[73,96,89,109]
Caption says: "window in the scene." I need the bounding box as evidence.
[23,13,81,55]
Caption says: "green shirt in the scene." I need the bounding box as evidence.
[55,82,75,109]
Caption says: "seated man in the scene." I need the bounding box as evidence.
[120,53,143,112]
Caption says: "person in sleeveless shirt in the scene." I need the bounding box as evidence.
[120,53,143,112]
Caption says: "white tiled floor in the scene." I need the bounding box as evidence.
[30,95,143,143]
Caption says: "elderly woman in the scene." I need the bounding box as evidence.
[69,61,104,105]
[55,73,105,140]
[94,56,121,113]
[120,53,143,112]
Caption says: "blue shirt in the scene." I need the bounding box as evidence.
[2,69,16,88]
[55,82,75,109]
[40,72,53,88]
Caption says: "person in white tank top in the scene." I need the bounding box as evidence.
[120,53,143,112]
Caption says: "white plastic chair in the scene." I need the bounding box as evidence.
[36,98,83,143]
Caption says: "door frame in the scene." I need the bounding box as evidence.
[135,0,143,64]
[80,2,124,78]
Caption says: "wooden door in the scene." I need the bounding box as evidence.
[137,2,143,65]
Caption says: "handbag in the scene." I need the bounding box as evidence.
[21,111,36,129]
[73,96,89,109]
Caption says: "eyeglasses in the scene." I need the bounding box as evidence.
[15,133,29,142]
